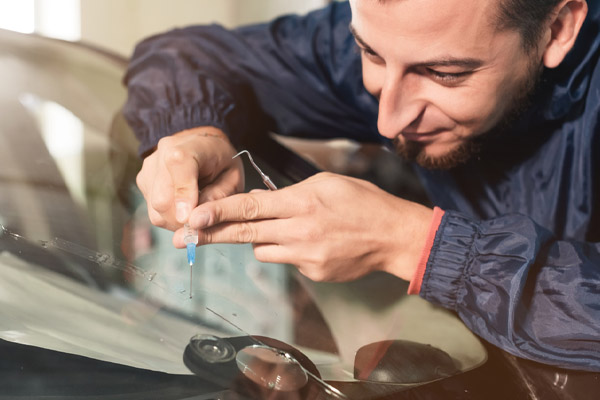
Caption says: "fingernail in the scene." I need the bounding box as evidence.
[194,211,210,228]
[176,202,190,223]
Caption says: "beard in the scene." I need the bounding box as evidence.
[393,60,544,170]
[395,137,481,170]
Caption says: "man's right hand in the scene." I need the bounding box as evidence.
[136,127,244,231]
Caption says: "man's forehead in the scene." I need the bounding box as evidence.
[350,0,501,27]
[354,0,502,7]
[349,0,505,53]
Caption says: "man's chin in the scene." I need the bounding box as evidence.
[394,139,480,170]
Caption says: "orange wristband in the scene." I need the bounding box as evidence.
[407,207,445,295]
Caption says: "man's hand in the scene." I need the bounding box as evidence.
[174,172,433,282]
[136,127,244,231]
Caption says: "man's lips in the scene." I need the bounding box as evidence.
[400,129,448,142]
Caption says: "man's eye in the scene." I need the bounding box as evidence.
[428,69,471,84]
[359,47,384,63]
[361,48,377,57]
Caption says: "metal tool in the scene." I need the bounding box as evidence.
[232,150,277,191]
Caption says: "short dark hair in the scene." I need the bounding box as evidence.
[372,0,564,51]
[494,0,563,51]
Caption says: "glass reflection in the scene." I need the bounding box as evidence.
[20,93,85,206]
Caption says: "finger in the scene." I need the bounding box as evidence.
[135,164,150,198]
[252,243,294,265]
[136,157,160,207]
[172,226,187,248]
[202,221,270,245]
[147,206,167,229]
[198,165,245,204]
[181,217,289,248]
[189,190,293,229]
[163,145,200,223]
[252,244,321,281]
[150,159,175,214]
[137,157,177,230]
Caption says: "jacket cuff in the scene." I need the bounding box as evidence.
[407,207,445,295]
[135,104,233,157]
[418,210,478,310]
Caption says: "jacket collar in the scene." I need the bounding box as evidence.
[540,1,600,120]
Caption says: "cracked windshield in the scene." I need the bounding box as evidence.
[0,2,487,399]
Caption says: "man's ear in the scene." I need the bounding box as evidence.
[542,0,588,68]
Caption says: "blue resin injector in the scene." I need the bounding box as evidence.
[184,151,274,299]
[184,223,198,298]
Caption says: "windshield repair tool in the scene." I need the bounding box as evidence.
[232,150,278,191]
[184,223,198,299]
[186,151,274,300]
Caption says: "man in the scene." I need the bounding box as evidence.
[123,0,599,371]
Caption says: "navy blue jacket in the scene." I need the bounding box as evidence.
[123,1,600,371]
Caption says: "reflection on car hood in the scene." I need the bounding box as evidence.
[0,250,199,374]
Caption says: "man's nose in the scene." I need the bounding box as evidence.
[376,73,426,139]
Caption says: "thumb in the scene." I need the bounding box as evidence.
[165,149,200,223]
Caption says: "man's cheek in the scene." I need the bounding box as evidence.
[440,95,498,131]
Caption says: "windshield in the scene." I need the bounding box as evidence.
[0,29,486,399]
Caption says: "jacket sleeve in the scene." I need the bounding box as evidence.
[122,2,380,157]
[420,210,600,371]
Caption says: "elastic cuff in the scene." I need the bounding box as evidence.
[407,207,445,295]
[419,210,478,309]
[136,104,232,157]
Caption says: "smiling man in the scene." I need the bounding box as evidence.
[124,0,600,371]
[352,0,557,170]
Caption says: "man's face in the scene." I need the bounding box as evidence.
[349,0,544,169]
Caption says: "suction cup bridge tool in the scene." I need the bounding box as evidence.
[183,334,345,399]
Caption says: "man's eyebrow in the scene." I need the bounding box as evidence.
[349,24,379,55]
[418,58,484,69]
[348,23,484,70]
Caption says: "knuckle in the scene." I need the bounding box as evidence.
[316,171,334,179]
[174,184,194,199]
[136,161,152,191]
[303,266,327,282]
[148,211,166,228]
[240,195,261,220]
[200,229,213,244]
[164,147,186,165]
[307,171,328,182]
[150,191,171,213]
[302,187,326,212]
[135,171,145,191]
[157,135,174,149]
[235,222,256,243]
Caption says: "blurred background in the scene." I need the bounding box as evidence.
[0,0,417,187]
[0,0,330,58]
